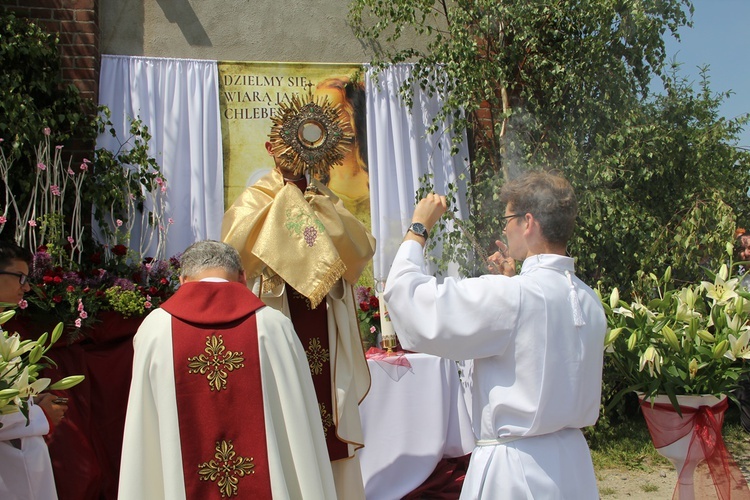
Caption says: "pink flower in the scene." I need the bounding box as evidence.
[51,185,61,196]
[82,158,91,164]
[80,163,88,171]
[155,177,163,185]
[116,219,123,227]
[75,319,82,328]
[43,127,51,136]
[77,299,85,312]
[67,236,74,244]
[0,216,6,224]
[37,162,46,170]
[370,326,377,333]
[144,301,153,309]
[168,218,174,225]
[28,220,37,227]
[160,185,167,193]
[55,145,64,150]
[79,311,88,319]
[0,138,4,143]
[18,299,28,309]
[129,193,136,200]
[67,168,74,175]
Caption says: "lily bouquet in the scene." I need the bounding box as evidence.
[602,243,750,412]
[0,310,83,421]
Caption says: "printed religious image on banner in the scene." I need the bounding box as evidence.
[218,62,370,235]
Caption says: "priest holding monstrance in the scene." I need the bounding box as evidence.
[222,92,376,499]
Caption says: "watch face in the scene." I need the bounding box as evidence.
[410,222,427,237]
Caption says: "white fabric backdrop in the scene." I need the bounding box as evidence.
[97,57,469,269]
[97,55,223,258]
[365,64,470,283]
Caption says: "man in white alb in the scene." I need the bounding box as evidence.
[385,171,606,499]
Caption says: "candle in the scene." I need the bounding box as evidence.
[378,291,396,340]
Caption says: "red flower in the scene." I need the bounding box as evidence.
[90,252,102,265]
[373,312,380,320]
[159,278,168,285]
[369,295,379,309]
[37,245,48,253]
[66,286,75,292]
[42,276,54,284]
[112,245,128,256]
[148,286,158,295]
[52,295,63,303]
[53,276,62,284]
[359,301,370,312]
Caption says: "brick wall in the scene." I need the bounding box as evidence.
[4,0,100,103]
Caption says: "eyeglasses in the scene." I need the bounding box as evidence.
[0,271,29,285]
[499,213,525,231]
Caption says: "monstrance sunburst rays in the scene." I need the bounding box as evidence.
[268,90,354,179]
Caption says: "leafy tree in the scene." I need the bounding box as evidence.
[349,0,750,295]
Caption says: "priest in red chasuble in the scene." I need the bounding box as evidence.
[222,95,375,499]
[118,240,336,499]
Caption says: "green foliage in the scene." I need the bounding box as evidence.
[104,287,147,318]
[0,11,96,174]
[350,0,750,300]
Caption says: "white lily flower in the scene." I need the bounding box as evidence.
[639,346,662,377]
[631,300,657,320]
[724,331,750,361]
[0,332,35,361]
[611,306,634,318]
[675,302,700,322]
[701,275,739,305]
[677,287,698,309]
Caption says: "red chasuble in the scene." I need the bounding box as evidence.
[161,281,272,500]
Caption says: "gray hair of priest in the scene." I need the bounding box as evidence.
[179,240,243,278]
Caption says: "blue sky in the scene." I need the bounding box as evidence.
[659,0,750,149]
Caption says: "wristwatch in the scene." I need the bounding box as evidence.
[408,222,429,239]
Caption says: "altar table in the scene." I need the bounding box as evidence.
[359,352,475,500]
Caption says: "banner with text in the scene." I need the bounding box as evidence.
[217,62,371,236]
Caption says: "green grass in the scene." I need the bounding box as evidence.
[599,486,616,496]
[640,483,659,492]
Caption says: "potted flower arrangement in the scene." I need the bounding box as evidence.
[601,242,750,498]
[602,245,750,410]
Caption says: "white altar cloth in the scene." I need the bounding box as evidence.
[359,353,475,500]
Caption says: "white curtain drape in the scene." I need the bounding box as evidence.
[97,55,223,258]
[366,64,470,282]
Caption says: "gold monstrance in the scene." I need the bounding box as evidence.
[268,88,355,179]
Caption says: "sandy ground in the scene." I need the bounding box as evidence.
[597,467,678,499]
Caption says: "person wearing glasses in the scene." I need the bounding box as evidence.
[0,239,67,499]
[384,171,606,499]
